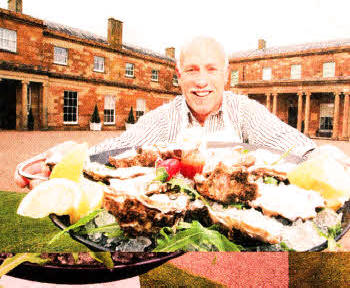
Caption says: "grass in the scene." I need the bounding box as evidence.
[140,262,225,287]
[0,191,87,252]
[289,252,350,287]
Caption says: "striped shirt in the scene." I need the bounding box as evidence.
[89,91,316,158]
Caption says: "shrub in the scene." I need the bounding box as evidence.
[126,106,135,124]
[90,104,101,123]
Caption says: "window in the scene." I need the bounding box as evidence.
[230,70,239,87]
[125,63,134,77]
[104,95,115,124]
[319,103,334,131]
[151,69,159,81]
[136,98,146,120]
[54,46,68,65]
[262,67,272,80]
[94,56,105,72]
[323,62,335,78]
[63,91,78,124]
[0,27,17,52]
[291,64,301,79]
[172,74,178,86]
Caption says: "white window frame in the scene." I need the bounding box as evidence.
[290,64,301,79]
[0,27,17,53]
[125,63,134,78]
[54,46,68,65]
[136,98,146,120]
[230,70,239,87]
[94,56,105,72]
[262,67,272,80]
[172,74,178,86]
[151,69,159,81]
[63,91,78,124]
[323,62,335,78]
[104,95,115,125]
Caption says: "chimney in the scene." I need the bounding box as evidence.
[165,47,175,59]
[108,18,123,48]
[258,39,266,50]
[8,0,23,13]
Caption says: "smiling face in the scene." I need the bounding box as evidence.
[178,37,228,125]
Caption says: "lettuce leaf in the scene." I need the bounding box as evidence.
[153,221,241,252]
[0,253,49,278]
[49,209,104,244]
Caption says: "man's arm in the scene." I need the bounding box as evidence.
[238,95,316,158]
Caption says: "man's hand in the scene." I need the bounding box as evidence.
[14,141,78,190]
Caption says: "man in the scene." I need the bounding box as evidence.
[16,36,316,188]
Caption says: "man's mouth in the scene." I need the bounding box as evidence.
[191,90,212,97]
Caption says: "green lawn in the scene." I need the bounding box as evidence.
[0,190,87,252]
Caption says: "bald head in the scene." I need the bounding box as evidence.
[177,36,228,75]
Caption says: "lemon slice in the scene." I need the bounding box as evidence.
[70,178,105,223]
[17,178,82,218]
[50,142,89,182]
[287,154,350,210]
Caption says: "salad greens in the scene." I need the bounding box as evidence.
[49,209,104,244]
[153,221,242,252]
[315,223,342,251]
[0,253,49,278]
[167,177,211,207]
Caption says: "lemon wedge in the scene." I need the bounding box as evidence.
[50,142,89,182]
[17,178,82,218]
[287,154,350,210]
[70,178,105,223]
[17,177,104,223]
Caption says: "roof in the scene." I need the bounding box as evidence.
[44,20,174,62]
[229,38,350,60]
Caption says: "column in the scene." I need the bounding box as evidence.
[272,93,278,115]
[21,80,29,130]
[266,93,271,112]
[304,92,311,136]
[332,92,340,140]
[342,93,349,140]
[41,82,49,130]
[297,92,303,131]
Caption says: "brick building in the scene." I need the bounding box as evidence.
[0,0,180,131]
[228,39,350,140]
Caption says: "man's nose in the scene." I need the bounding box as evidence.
[194,71,209,88]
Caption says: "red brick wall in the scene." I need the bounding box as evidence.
[0,18,44,67]
[229,52,350,82]
[47,79,175,130]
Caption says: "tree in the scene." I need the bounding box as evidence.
[126,106,135,124]
[90,104,101,123]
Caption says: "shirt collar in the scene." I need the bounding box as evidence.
[182,94,225,125]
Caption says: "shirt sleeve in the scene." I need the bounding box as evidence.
[238,95,316,158]
[88,104,170,156]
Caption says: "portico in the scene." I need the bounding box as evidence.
[239,83,350,141]
[0,70,49,130]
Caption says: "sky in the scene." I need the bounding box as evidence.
[1,0,350,58]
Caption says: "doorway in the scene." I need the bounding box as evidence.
[0,79,17,130]
[288,106,298,128]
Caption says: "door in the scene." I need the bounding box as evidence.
[288,106,298,128]
[0,79,17,130]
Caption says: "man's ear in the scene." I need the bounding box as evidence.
[175,65,181,78]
